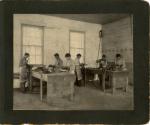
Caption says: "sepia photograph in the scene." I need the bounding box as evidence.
[13,14,134,110]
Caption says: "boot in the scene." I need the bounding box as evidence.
[20,82,26,93]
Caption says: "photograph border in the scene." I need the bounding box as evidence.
[0,0,149,124]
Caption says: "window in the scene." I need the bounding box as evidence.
[70,31,85,63]
[22,25,43,64]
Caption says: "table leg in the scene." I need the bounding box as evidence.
[40,75,43,101]
[29,71,32,92]
[102,73,105,92]
[125,77,128,92]
[112,77,116,94]
[84,68,86,86]
[70,81,74,101]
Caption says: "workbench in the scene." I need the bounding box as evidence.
[107,70,129,94]
[31,71,76,103]
[84,68,129,93]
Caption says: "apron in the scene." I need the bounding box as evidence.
[75,58,82,80]
[65,59,75,74]
[19,66,28,82]
[19,57,29,87]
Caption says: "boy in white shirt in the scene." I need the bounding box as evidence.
[64,53,75,74]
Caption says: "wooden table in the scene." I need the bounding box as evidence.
[46,72,76,104]
[31,71,76,102]
[84,68,106,92]
[107,70,129,94]
[84,68,129,94]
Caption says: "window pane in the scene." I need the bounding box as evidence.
[70,48,84,63]
[22,25,43,65]
[26,47,31,54]
[36,56,42,64]
[30,46,36,55]
[70,32,84,48]
[35,47,42,56]
[22,26,43,46]
[70,31,85,63]
[29,55,35,64]
[30,37,42,46]
[23,47,26,55]
[23,46,30,55]
[70,48,76,60]
[80,34,84,48]
[23,36,29,45]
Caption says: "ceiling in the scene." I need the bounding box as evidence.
[48,14,130,24]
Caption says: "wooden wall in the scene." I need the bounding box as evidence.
[102,16,133,84]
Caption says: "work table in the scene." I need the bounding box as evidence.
[30,70,76,104]
[84,67,129,93]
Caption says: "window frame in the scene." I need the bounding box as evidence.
[69,30,86,63]
[21,24,44,65]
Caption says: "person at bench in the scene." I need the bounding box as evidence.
[63,53,75,74]
[96,54,108,68]
[96,54,108,84]
[54,53,63,71]
[19,53,30,93]
[114,53,127,71]
[54,53,63,67]
[48,53,63,72]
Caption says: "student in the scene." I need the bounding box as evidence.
[96,54,108,68]
[96,54,108,84]
[115,53,126,70]
[19,53,30,93]
[64,53,75,74]
[75,53,83,86]
[54,53,63,68]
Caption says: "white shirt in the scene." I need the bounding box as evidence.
[115,58,127,70]
[64,58,75,74]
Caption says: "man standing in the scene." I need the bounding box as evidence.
[19,53,30,93]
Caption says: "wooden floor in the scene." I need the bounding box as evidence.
[13,83,134,110]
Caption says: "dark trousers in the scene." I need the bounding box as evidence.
[20,81,26,92]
